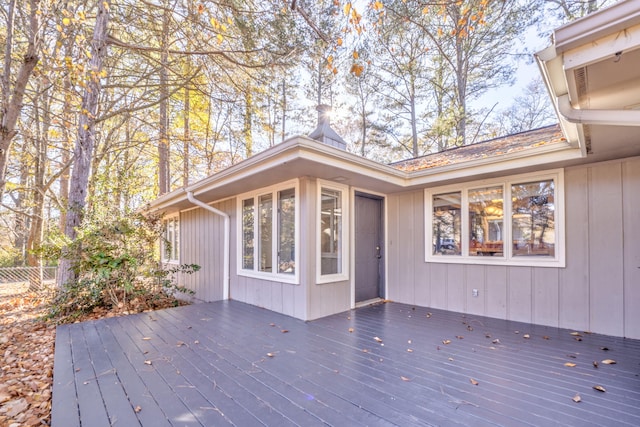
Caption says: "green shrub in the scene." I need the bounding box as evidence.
[42,212,198,323]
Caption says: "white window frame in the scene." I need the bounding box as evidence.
[425,169,565,268]
[316,180,350,284]
[162,215,180,263]
[236,179,300,284]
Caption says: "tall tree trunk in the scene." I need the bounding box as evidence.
[243,90,253,157]
[0,0,41,201]
[158,4,170,195]
[281,79,286,143]
[57,0,110,287]
[183,86,190,186]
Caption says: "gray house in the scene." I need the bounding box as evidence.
[149,1,640,340]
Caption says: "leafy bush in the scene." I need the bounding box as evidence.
[42,212,198,323]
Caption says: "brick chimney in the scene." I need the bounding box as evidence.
[308,104,347,150]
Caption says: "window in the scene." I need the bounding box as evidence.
[317,182,349,282]
[238,180,299,283]
[425,170,564,267]
[162,216,180,263]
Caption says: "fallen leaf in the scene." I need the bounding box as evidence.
[574,337,583,342]
[374,336,383,343]
[134,405,142,413]
[281,329,289,333]
[142,337,151,340]
[442,339,451,345]
[448,357,454,361]
[456,335,464,339]
[600,347,610,351]
[523,334,530,339]
[564,362,577,367]
[194,340,199,344]
[572,394,581,403]
[401,376,411,381]
[470,378,479,385]
[407,348,413,353]
[492,339,500,344]
[467,325,474,331]
[593,385,606,392]
[408,339,412,344]
[514,330,520,334]
[426,312,432,318]
[567,354,577,359]
[348,328,354,333]
[543,336,550,340]
[593,361,599,368]
[176,341,185,347]
[269,323,276,327]
[144,360,152,365]
[485,333,491,338]
[570,332,582,337]
[362,349,369,353]
[266,353,275,357]
[601,359,616,365]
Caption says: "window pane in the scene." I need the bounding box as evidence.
[432,192,461,255]
[173,219,180,261]
[258,194,273,272]
[512,180,555,257]
[242,199,254,269]
[320,188,342,275]
[469,186,503,257]
[278,189,296,274]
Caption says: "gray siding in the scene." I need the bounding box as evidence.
[178,199,233,302]
[387,156,640,339]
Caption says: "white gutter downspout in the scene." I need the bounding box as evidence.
[558,95,640,126]
[187,192,230,300]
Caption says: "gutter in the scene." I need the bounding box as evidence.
[186,192,230,300]
[558,95,640,126]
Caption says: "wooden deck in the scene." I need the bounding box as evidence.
[52,301,640,426]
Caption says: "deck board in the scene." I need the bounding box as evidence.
[53,301,640,426]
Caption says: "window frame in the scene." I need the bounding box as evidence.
[162,215,180,263]
[316,180,350,284]
[425,169,565,268]
[236,179,300,284]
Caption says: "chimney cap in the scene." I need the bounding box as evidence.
[309,104,347,150]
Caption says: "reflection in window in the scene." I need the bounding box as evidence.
[162,217,180,262]
[278,189,296,274]
[242,199,254,269]
[432,192,461,255]
[320,188,342,275]
[512,180,555,257]
[469,186,504,257]
[258,194,273,272]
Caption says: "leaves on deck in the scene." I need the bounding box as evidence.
[470,378,479,385]
[523,334,530,339]
[572,394,582,403]
[348,328,354,333]
[144,360,152,365]
[442,339,451,345]
[373,336,383,343]
[401,376,411,382]
[426,312,432,318]
[134,405,142,413]
[601,359,616,365]
[564,362,577,368]
[280,329,289,334]
[593,385,606,392]
[266,353,275,358]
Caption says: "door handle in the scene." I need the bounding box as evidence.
[376,246,381,259]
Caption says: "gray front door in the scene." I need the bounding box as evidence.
[354,193,384,303]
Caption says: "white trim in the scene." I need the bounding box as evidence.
[236,179,300,285]
[316,180,350,284]
[425,169,565,268]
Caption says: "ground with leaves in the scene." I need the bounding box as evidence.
[0,281,188,427]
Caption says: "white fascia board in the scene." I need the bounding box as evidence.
[562,22,640,70]
[554,0,640,53]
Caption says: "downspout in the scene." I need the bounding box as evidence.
[187,192,230,300]
[558,94,640,126]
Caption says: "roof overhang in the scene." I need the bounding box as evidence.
[536,0,640,160]
[148,133,585,213]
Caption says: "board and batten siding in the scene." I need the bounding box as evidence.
[178,199,233,302]
[387,156,640,339]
